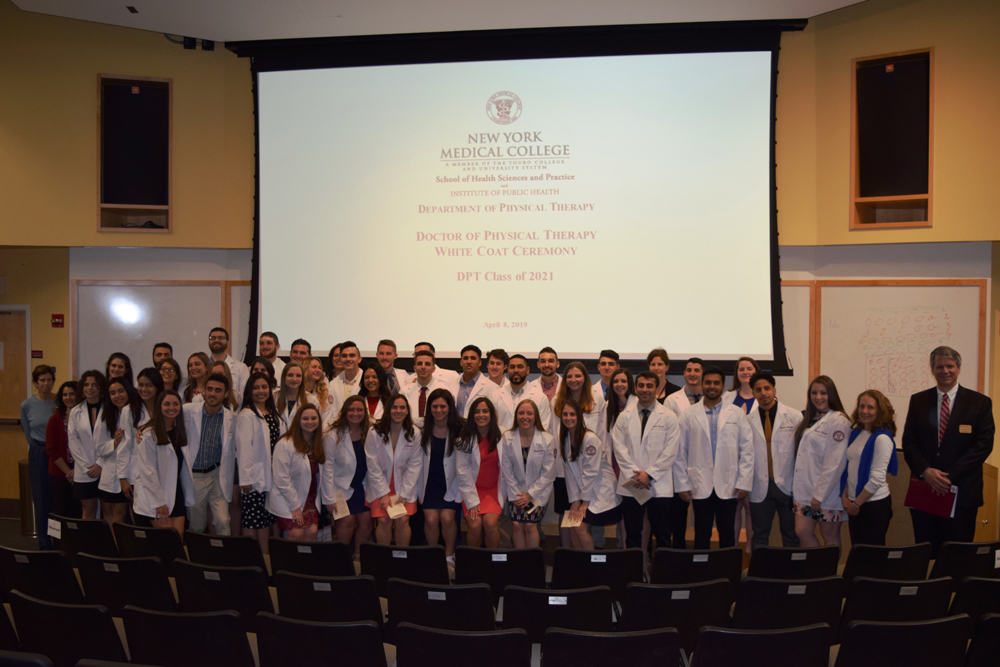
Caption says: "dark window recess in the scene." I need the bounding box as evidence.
[101,80,169,205]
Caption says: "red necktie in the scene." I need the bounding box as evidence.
[419,386,428,418]
[938,393,950,446]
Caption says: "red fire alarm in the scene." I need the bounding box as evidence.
[132,86,140,94]
[885,64,894,73]
[51,314,64,328]
[31,351,43,359]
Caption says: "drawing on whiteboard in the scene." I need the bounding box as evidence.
[859,306,949,398]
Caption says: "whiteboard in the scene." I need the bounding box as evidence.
[819,283,983,435]
[76,284,224,378]
[780,284,812,413]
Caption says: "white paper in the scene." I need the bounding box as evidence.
[386,495,408,519]
[204,571,221,581]
[47,518,61,539]
[332,490,350,520]
[297,545,312,554]
[103,563,119,573]
[492,553,507,562]
[620,479,653,505]
[591,554,607,563]
[428,591,446,600]
[313,582,331,591]
[693,554,709,563]
[548,596,567,605]
[561,513,583,528]
[392,550,408,559]
[787,585,806,595]
[791,552,807,561]
[899,586,918,596]
[671,590,690,600]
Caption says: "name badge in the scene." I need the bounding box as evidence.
[959,425,972,434]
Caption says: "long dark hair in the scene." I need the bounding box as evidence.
[250,356,276,388]
[147,390,187,449]
[358,361,392,407]
[606,369,635,433]
[373,393,414,444]
[559,397,588,462]
[241,371,278,417]
[54,381,77,418]
[104,352,135,386]
[330,394,373,442]
[793,375,848,448]
[553,361,595,418]
[419,388,464,455]
[133,368,164,428]
[456,396,501,454]
[103,377,135,435]
[77,370,108,405]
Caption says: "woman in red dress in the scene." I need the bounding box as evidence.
[455,396,504,548]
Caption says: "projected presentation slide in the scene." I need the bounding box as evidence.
[258,51,773,359]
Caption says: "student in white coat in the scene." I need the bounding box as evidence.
[357,361,391,422]
[495,355,550,432]
[236,372,285,554]
[594,349,621,402]
[561,398,621,549]
[208,327,250,401]
[258,331,285,381]
[675,366,754,550]
[183,373,237,535]
[209,361,241,411]
[322,395,373,558]
[183,352,211,404]
[613,371,681,550]
[250,357,277,392]
[328,341,364,417]
[455,345,498,419]
[268,404,326,542]
[404,350,454,427]
[419,389,464,563]
[500,399,556,548]
[746,371,803,549]
[485,348,510,392]
[411,342,460,396]
[721,356,761,552]
[132,390,195,540]
[94,377,133,527]
[376,339,410,395]
[117,368,163,506]
[276,361,320,429]
[605,368,637,549]
[455,396,504,549]
[367,394,424,546]
[303,356,335,421]
[792,375,852,548]
[664,357,704,417]
[67,370,109,519]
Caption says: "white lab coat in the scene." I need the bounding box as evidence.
[269,357,286,383]
[278,392,321,431]
[457,373,500,419]
[602,394,638,454]
[417,432,461,504]
[499,428,556,509]
[547,391,607,479]
[674,401,755,500]
[328,371,364,421]
[563,430,619,515]
[663,388,696,418]
[386,367,410,393]
[612,401,680,498]
[495,383,551,434]
[747,402,802,503]
[722,390,757,413]
[222,355,251,398]
[266,436,325,519]
[132,428,195,519]
[403,377,454,428]
[115,403,151,485]
[94,409,126,494]
[67,402,108,484]
[235,407,286,493]
[455,436,505,509]
[320,426,365,503]
[792,410,853,510]
[364,427,424,504]
[183,403,238,503]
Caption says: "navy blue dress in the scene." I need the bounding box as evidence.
[347,438,370,515]
[421,436,461,511]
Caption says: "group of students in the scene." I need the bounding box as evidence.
[19,331,983,561]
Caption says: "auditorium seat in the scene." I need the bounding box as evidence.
[184,531,268,572]
[550,547,644,604]
[619,579,732,656]
[746,545,840,580]
[839,576,954,643]
[123,606,255,667]
[0,650,51,667]
[0,547,82,604]
[172,560,273,632]
[395,622,529,667]
[274,571,384,627]
[386,578,495,640]
[0,590,20,650]
[964,613,1000,667]
[542,627,681,667]
[930,541,1000,580]
[692,624,831,667]
[948,576,1000,621]
[360,543,449,598]
[112,523,186,572]
[268,537,354,578]
[7,591,126,667]
[48,515,118,567]
[841,543,932,583]
[76,553,176,614]
[256,613,389,667]
[732,576,845,645]
[650,547,742,593]
[834,616,972,667]
[454,546,546,606]
[502,585,612,644]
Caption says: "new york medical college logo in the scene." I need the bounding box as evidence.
[486,91,522,125]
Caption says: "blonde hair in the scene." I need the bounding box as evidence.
[303,356,329,410]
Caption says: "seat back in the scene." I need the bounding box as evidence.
[839,576,954,643]
[550,548,644,603]
[273,572,383,628]
[76,553,176,614]
[747,545,840,580]
[0,547,82,604]
[619,580,732,654]
[256,613,387,667]
[395,622,530,667]
[542,628,681,667]
[123,606,256,667]
[172,559,273,632]
[268,538,354,578]
[834,615,972,667]
[929,541,1000,580]
[842,543,932,583]
[8,590,126,667]
[733,576,845,645]
[0,587,21,650]
[48,515,118,566]
[965,613,1000,667]
[694,624,831,667]
[360,543,449,598]
[387,578,494,640]
[184,531,268,571]
[0,650,52,667]
[111,523,185,566]
[454,546,545,605]
[650,547,742,590]
[502,585,613,644]
[949,576,1000,620]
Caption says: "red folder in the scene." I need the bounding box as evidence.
[904,477,958,519]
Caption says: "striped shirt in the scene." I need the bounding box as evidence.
[193,408,224,469]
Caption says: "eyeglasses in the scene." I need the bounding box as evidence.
[209,336,228,341]
[161,368,177,375]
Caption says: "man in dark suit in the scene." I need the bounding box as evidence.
[902,346,994,557]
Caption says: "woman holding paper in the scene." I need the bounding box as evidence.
[561,398,620,549]
[268,404,325,541]
[500,399,556,548]
[792,375,852,548]
[455,396,504,548]
[322,395,373,559]
[418,388,464,563]
[841,390,898,546]
[366,394,423,546]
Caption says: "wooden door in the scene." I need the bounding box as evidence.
[0,311,27,419]
[975,463,998,542]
